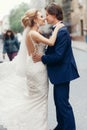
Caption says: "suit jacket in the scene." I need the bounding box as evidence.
[42,26,79,84]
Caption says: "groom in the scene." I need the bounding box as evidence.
[33,3,79,130]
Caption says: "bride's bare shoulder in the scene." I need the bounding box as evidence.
[28,30,39,36]
[27,30,40,41]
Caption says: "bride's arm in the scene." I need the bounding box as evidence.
[30,24,64,46]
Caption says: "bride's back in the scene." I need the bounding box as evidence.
[26,31,46,56]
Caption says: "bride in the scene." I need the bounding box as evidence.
[0,9,64,130]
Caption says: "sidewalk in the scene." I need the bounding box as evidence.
[72,40,87,52]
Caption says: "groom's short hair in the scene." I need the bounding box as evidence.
[45,2,63,20]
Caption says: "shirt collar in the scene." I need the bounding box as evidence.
[53,21,63,28]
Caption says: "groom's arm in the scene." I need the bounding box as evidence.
[41,30,70,65]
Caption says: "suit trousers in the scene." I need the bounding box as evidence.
[54,82,76,130]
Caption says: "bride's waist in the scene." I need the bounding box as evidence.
[27,56,45,67]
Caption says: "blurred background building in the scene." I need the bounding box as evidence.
[70,0,87,37]
[2,15,10,33]
[0,15,10,34]
[0,21,3,35]
[0,0,87,41]
[47,0,87,41]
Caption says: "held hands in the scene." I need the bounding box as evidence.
[32,53,42,63]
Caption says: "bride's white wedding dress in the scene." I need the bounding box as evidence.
[0,28,49,130]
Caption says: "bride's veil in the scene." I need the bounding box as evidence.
[14,27,29,76]
[0,27,29,79]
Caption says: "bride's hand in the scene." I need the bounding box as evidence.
[55,23,65,30]
[32,53,42,63]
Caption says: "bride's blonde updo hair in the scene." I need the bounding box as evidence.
[21,9,39,28]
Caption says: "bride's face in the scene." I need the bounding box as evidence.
[36,11,45,26]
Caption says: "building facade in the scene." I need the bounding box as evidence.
[46,0,62,6]
[47,0,87,37]
[0,21,3,34]
[2,15,10,32]
[70,0,87,36]
[62,0,72,33]
[0,15,10,34]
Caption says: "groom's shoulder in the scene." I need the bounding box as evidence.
[58,26,69,35]
[59,26,67,32]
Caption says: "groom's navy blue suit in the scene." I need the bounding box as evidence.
[42,26,79,130]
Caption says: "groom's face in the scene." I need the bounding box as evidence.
[45,11,55,25]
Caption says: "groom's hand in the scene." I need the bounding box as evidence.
[32,53,42,63]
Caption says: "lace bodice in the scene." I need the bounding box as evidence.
[35,43,46,54]
[29,34,46,55]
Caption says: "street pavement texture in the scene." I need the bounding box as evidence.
[72,40,87,52]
